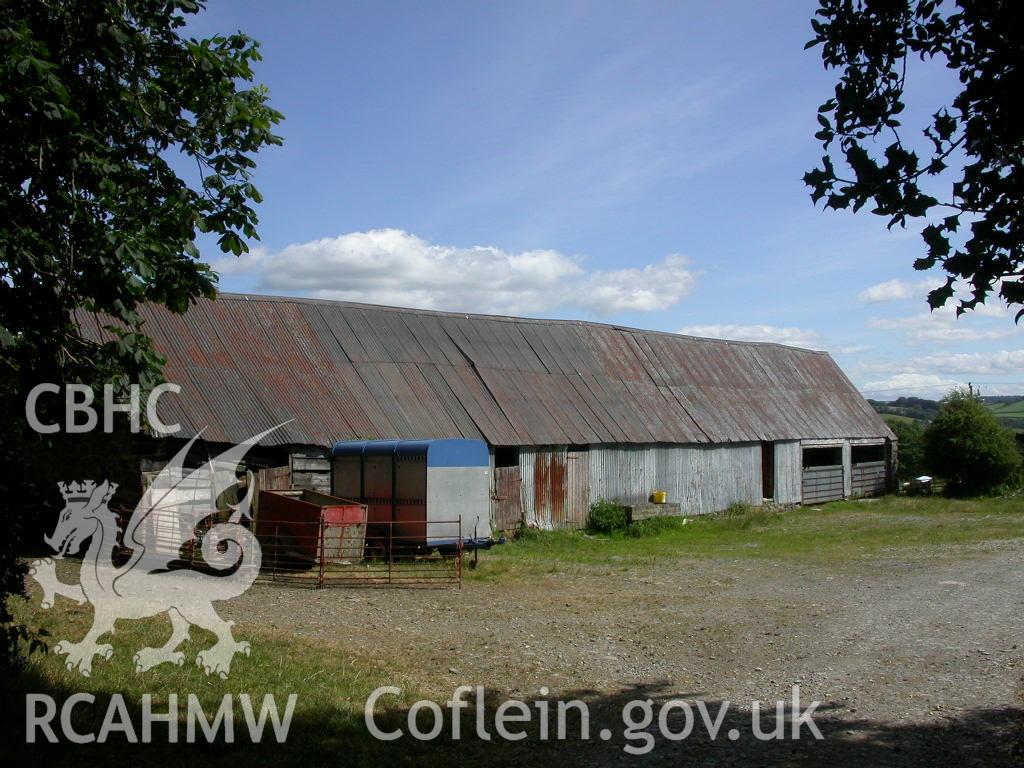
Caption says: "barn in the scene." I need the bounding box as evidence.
[86,293,896,529]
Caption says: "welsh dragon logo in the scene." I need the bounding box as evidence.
[29,425,283,678]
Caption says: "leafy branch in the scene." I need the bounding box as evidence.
[804,0,1023,319]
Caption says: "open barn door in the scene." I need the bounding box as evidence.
[491,447,522,531]
[802,445,844,504]
[761,441,775,501]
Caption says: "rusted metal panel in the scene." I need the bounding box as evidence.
[437,365,521,445]
[520,445,585,528]
[82,294,894,449]
[571,372,636,443]
[344,309,394,363]
[401,312,464,366]
[313,303,369,362]
[532,449,552,528]
[491,464,523,530]
[415,365,486,440]
[548,447,567,527]
[528,373,592,445]
[395,363,465,437]
[565,447,590,527]
[516,323,564,375]
[256,489,367,562]
[353,363,417,437]
[478,368,547,443]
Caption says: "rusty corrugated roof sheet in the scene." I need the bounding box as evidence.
[81,293,894,447]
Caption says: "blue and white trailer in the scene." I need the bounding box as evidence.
[330,438,495,550]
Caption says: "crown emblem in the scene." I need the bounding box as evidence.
[58,480,117,505]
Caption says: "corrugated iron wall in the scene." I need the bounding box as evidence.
[515,442,768,529]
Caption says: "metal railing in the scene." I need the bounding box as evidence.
[110,508,462,588]
[255,516,463,588]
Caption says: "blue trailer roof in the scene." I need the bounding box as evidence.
[425,439,488,468]
[331,440,368,458]
[331,438,487,467]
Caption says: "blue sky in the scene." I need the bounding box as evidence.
[194,0,1022,399]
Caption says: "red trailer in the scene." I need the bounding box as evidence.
[256,489,367,568]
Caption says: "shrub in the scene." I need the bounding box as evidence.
[884,417,926,481]
[586,498,629,534]
[924,389,1023,496]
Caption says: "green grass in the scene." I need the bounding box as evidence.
[880,413,925,425]
[8,495,1024,764]
[5,600,437,766]
[468,495,1024,581]
[987,400,1024,418]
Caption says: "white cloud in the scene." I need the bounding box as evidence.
[211,229,696,316]
[908,350,1024,375]
[676,324,822,349]
[832,344,870,355]
[868,302,1020,343]
[858,279,915,304]
[858,349,1024,378]
[859,373,965,400]
[857,277,945,303]
[855,348,1024,399]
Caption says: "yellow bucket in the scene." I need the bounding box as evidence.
[650,490,667,504]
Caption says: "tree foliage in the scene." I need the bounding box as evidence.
[923,389,1021,495]
[0,0,281,672]
[883,416,925,480]
[0,0,283,387]
[804,0,1024,319]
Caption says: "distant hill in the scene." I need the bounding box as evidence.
[987,398,1024,430]
[868,395,1024,430]
[867,396,940,423]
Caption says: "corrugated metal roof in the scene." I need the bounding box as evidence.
[86,293,894,447]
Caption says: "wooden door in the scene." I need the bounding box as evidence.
[566,448,590,528]
[491,465,523,531]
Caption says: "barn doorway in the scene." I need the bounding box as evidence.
[801,445,844,504]
[761,441,775,500]
[491,447,522,531]
[851,443,887,497]
[565,446,590,527]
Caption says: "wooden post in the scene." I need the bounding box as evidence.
[317,518,326,589]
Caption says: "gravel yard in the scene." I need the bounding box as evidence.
[228,538,1024,765]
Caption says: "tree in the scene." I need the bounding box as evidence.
[0,0,282,671]
[923,389,1021,495]
[804,0,1024,319]
[883,416,925,481]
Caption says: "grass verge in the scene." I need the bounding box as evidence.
[4,597,438,766]
[468,495,1024,582]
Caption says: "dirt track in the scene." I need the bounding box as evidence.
[228,540,1024,765]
